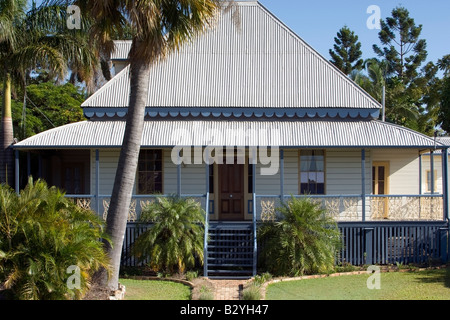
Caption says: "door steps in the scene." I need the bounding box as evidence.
[206,222,255,279]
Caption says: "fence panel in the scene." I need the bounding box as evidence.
[121,223,151,267]
[338,222,448,266]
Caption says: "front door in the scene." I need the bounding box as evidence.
[372,162,389,219]
[219,162,245,221]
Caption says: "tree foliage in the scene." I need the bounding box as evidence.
[344,6,450,135]
[373,6,427,84]
[351,58,387,103]
[439,76,450,133]
[329,26,363,75]
[0,0,105,185]
[9,81,85,140]
[258,196,341,277]
[131,196,205,274]
[0,178,110,300]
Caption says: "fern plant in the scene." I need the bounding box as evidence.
[132,196,205,274]
[0,178,110,300]
[258,196,341,276]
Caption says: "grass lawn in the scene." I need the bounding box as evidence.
[119,278,191,300]
[266,267,450,300]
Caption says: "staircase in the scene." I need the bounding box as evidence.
[206,222,255,279]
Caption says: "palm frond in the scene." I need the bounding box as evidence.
[258,196,341,276]
[132,195,205,273]
[0,0,27,46]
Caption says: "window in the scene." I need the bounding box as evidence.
[62,164,84,194]
[299,150,325,195]
[137,150,163,194]
[372,162,389,195]
[426,170,437,193]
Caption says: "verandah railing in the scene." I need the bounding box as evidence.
[66,193,449,267]
[65,194,207,222]
[254,194,448,266]
[67,193,445,222]
[65,193,209,267]
[255,194,445,222]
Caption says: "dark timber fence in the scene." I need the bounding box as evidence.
[338,221,449,266]
[121,223,150,267]
[121,221,449,268]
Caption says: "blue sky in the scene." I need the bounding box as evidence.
[259,0,450,65]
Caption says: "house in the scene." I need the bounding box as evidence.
[12,1,449,277]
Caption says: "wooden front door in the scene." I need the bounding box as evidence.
[219,162,245,221]
[372,162,389,219]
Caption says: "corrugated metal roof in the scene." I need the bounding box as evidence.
[14,120,443,149]
[437,137,450,146]
[423,137,450,154]
[110,40,132,60]
[83,1,380,110]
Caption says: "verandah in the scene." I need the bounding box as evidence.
[13,146,450,274]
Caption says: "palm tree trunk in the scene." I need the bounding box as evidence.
[103,55,152,291]
[1,71,14,186]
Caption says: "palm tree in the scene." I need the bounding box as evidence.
[132,196,205,274]
[352,58,419,124]
[0,0,27,186]
[351,58,387,103]
[0,178,110,300]
[0,1,99,185]
[258,196,341,276]
[75,0,233,291]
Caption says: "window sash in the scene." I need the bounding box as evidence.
[299,150,325,195]
[137,150,163,194]
[426,170,437,193]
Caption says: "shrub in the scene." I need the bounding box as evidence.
[185,270,199,282]
[242,284,262,300]
[253,272,272,286]
[132,195,205,274]
[258,196,341,277]
[0,178,110,300]
[198,285,214,300]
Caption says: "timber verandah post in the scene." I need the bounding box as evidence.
[252,147,257,277]
[14,149,19,194]
[442,148,449,262]
[280,149,284,203]
[361,149,366,221]
[442,148,449,221]
[177,151,181,197]
[95,149,100,214]
[361,149,374,265]
[431,150,435,194]
[203,160,210,277]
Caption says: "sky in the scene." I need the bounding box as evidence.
[259,0,450,65]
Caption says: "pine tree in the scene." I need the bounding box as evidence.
[437,54,450,77]
[329,26,363,75]
[437,54,450,133]
[439,72,450,133]
[373,6,427,85]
